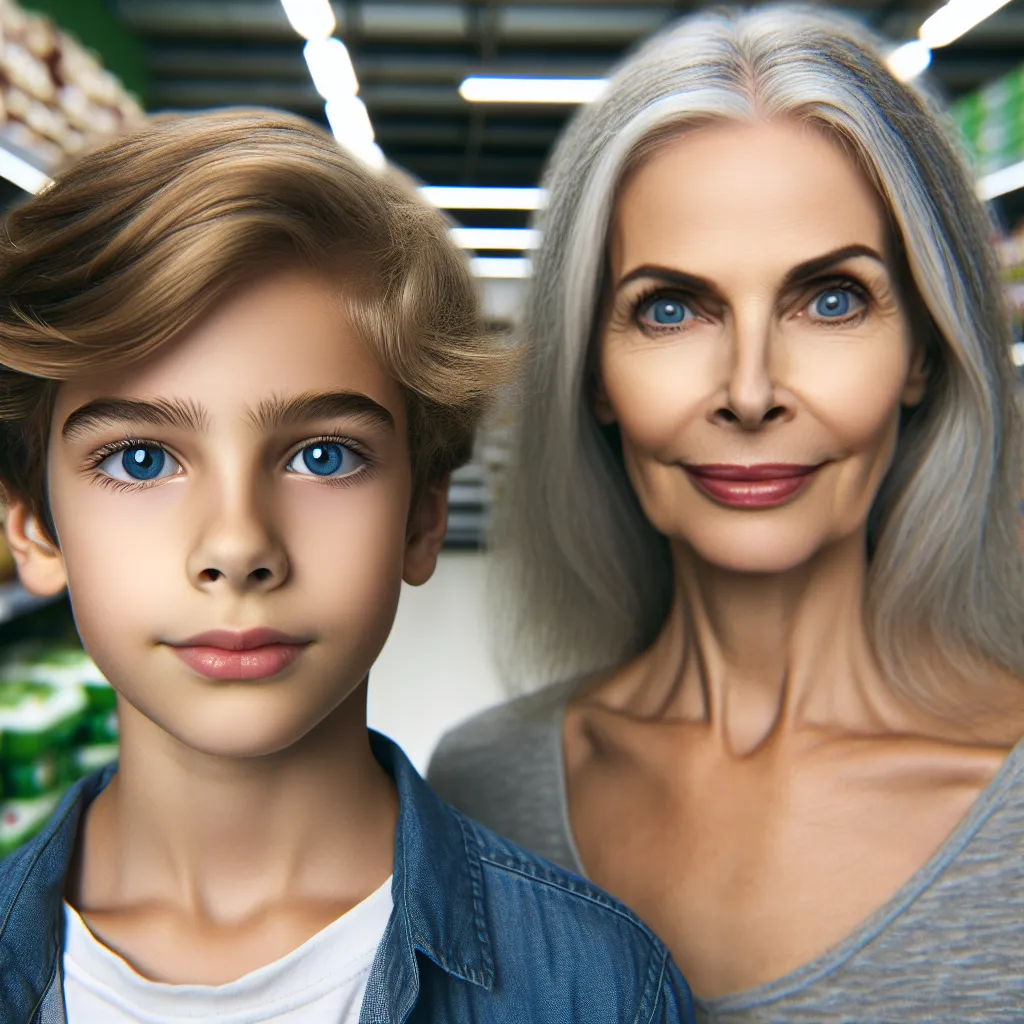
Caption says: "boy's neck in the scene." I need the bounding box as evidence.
[65,680,398,929]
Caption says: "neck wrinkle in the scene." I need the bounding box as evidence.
[638,530,900,755]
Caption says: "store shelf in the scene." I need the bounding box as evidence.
[0,582,60,625]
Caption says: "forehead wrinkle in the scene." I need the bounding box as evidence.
[61,396,209,441]
[244,390,396,434]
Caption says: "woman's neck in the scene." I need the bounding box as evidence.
[622,532,917,755]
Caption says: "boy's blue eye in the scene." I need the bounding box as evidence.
[809,287,864,321]
[287,442,363,478]
[97,445,179,483]
[637,296,695,328]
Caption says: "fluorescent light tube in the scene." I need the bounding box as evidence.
[325,96,375,143]
[978,158,1024,199]
[0,145,51,193]
[470,257,533,278]
[304,38,358,100]
[280,0,336,40]
[887,40,932,81]
[459,77,607,104]
[1012,342,1024,367]
[419,186,546,210]
[450,227,541,250]
[919,0,1012,49]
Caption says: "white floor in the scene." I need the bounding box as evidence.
[367,551,506,773]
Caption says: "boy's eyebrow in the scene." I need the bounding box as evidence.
[62,397,208,441]
[245,391,395,433]
[61,390,395,442]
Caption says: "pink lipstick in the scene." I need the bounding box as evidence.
[684,463,822,508]
[167,628,311,681]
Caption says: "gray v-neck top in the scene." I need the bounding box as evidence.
[427,680,1024,1023]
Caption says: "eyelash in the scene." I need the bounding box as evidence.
[285,434,376,489]
[626,275,872,335]
[85,434,377,492]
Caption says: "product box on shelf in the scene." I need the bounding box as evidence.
[0,643,117,857]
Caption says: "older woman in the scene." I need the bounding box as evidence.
[429,6,1024,1022]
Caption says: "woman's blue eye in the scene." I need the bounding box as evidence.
[97,445,180,483]
[810,287,863,321]
[287,442,363,479]
[638,296,694,328]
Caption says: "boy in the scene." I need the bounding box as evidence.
[0,111,694,1023]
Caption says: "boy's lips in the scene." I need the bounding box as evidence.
[166,628,313,680]
[172,628,310,650]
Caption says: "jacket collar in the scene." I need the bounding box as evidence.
[0,733,492,1023]
[360,732,494,1022]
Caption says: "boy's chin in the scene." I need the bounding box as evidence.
[140,688,366,761]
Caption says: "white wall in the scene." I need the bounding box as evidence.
[367,551,506,773]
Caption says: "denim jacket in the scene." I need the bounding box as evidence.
[0,731,695,1024]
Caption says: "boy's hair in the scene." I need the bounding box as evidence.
[0,109,512,540]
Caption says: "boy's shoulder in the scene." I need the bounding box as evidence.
[440,806,693,1022]
[464,805,655,936]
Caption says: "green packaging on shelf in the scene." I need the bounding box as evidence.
[0,791,62,859]
[0,681,88,761]
[1,752,58,799]
[72,743,118,779]
[0,644,115,712]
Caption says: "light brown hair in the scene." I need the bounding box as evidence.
[0,108,512,539]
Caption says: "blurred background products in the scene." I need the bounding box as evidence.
[0,0,1021,856]
[0,643,117,856]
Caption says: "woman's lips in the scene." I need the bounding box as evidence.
[166,629,312,681]
[684,463,822,508]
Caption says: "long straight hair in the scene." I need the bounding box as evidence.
[491,5,1024,712]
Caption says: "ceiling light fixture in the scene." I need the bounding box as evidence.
[459,77,607,104]
[0,145,50,193]
[887,40,932,81]
[280,1,383,171]
[977,158,1024,200]
[470,257,533,278]
[888,0,1012,82]
[303,37,359,99]
[450,227,541,250]
[919,0,1013,49]
[279,0,336,41]
[419,186,546,210]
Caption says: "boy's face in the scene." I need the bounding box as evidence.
[10,270,447,758]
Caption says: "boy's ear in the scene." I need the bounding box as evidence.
[3,500,67,597]
[403,475,450,587]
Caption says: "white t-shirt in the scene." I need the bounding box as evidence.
[62,876,393,1023]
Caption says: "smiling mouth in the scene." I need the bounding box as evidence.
[683,463,823,508]
[166,628,313,681]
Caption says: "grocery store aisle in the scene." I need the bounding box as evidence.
[367,551,505,773]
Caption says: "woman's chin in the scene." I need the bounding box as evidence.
[675,526,833,576]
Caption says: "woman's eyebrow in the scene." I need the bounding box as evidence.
[62,397,208,441]
[614,244,887,297]
[779,244,887,290]
[614,265,716,297]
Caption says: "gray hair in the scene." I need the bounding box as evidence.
[490,4,1024,712]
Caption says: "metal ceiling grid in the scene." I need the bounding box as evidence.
[114,0,1024,204]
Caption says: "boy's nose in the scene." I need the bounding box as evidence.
[186,500,290,594]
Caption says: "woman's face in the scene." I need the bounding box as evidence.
[597,119,927,573]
